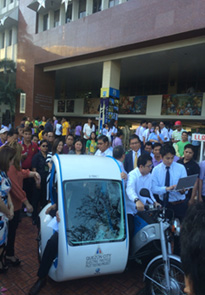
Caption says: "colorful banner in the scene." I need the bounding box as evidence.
[161,93,203,115]
[119,96,147,114]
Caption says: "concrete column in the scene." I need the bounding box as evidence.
[48,10,54,29]
[101,0,108,11]
[102,60,121,89]
[86,0,93,16]
[72,0,79,21]
[60,4,66,25]
[167,62,178,94]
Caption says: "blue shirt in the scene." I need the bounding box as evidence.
[148,133,164,143]
[152,161,187,202]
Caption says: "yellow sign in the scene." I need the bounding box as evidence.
[100,88,109,98]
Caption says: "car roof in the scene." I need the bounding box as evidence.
[52,155,122,181]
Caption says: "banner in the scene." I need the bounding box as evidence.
[119,96,147,114]
[161,93,203,115]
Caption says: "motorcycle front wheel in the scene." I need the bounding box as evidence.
[145,258,185,295]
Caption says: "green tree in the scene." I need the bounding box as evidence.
[0,58,22,121]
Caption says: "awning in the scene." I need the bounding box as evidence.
[0,7,18,31]
[27,0,63,14]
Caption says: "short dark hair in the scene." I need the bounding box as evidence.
[160,144,175,157]
[32,133,38,140]
[180,203,205,295]
[0,145,16,172]
[98,135,109,143]
[66,134,74,140]
[145,141,152,148]
[129,134,141,144]
[140,120,146,125]
[153,142,162,150]
[137,153,152,168]
[42,130,48,136]
[113,145,125,160]
[117,129,123,137]
[182,131,188,136]
[40,139,48,146]
[23,126,32,134]
[7,128,14,137]
[184,144,194,153]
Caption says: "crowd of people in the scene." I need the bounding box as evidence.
[0,116,204,295]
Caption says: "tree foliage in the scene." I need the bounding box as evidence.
[0,59,22,117]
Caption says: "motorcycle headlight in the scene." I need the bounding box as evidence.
[171,218,181,236]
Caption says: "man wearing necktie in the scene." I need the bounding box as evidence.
[152,145,188,221]
[124,134,148,173]
[152,145,188,254]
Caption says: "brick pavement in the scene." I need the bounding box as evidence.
[0,217,145,295]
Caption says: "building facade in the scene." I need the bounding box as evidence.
[1,0,205,125]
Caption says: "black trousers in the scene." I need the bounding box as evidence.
[38,231,58,278]
[6,210,20,256]
[32,180,47,221]
[23,178,34,204]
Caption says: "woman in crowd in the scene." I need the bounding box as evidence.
[54,118,62,139]
[86,132,97,155]
[75,122,82,140]
[6,141,40,264]
[83,118,95,146]
[69,139,85,155]
[0,145,15,272]
[148,125,164,144]
[31,140,49,225]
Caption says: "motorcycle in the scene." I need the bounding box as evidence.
[131,188,185,295]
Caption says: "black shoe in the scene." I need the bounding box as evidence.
[29,278,46,295]
[6,256,21,267]
[32,219,37,226]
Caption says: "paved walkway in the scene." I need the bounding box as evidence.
[0,217,145,295]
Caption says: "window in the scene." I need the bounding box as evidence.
[10,0,13,3]
[79,0,86,18]
[20,93,26,113]
[93,0,101,13]
[3,0,6,7]
[54,10,60,27]
[109,0,119,7]
[43,14,48,31]
[8,29,12,46]
[63,179,126,246]
[65,3,72,23]
[1,33,5,49]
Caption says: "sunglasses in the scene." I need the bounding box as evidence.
[42,145,48,147]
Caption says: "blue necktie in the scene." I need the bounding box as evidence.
[164,166,170,207]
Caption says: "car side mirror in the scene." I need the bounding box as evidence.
[139,188,151,198]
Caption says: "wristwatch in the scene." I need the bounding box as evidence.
[134,198,139,204]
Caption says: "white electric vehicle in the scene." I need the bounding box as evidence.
[38,154,128,282]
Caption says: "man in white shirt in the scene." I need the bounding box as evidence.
[136,120,147,142]
[171,121,184,144]
[95,135,113,157]
[142,121,153,145]
[152,144,187,221]
[159,121,169,142]
[126,154,159,252]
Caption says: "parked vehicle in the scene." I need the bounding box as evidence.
[38,155,128,282]
[38,155,185,294]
